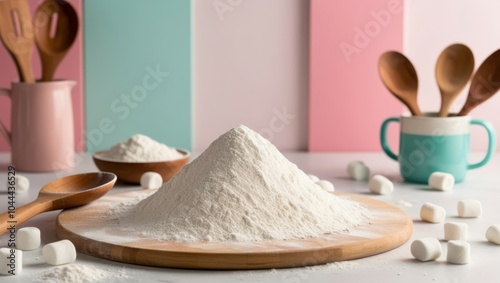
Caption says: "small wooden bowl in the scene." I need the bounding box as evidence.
[92,149,190,184]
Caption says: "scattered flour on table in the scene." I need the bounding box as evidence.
[234,261,359,281]
[305,261,359,271]
[396,200,413,208]
[118,125,370,242]
[102,134,183,162]
[36,264,128,283]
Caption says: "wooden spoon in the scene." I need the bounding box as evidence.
[0,0,35,83]
[34,0,79,81]
[436,44,474,117]
[378,51,422,116]
[458,49,500,116]
[0,172,116,235]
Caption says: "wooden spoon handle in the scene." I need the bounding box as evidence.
[15,54,35,83]
[439,97,454,117]
[409,105,422,116]
[0,198,53,236]
[40,52,65,82]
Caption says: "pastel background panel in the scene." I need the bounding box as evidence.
[404,0,500,151]
[309,0,404,151]
[84,0,192,152]
[193,0,309,152]
[0,0,84,152]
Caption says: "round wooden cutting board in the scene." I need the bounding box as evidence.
[56,190,412,270]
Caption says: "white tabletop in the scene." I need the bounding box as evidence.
[1,152,499,283]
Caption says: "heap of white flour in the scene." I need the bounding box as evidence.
[121,125,369,242]
[102,134,183,162]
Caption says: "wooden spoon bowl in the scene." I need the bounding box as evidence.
[0,172,116,235]
[378,51,422,116]
[436,44,474,117]
[458,49,500,116]
[34,0,79,81]
[41,172,117,209]
[93,149,190,184]
[0,0,35,82]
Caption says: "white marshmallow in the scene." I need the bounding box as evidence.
[444,222,468,241]
[457,200,482,218]
[485,225,500,244]
[428,172,454,191]
[420,202,446,223]
[315,180,334,192]
[0,248,22,275]
[16,227,41,251]
[410,237,442,261]
[347,161,370,181]
[6,175,30,194]
[447,240,470,264]
[42,240,77,265]
[307,174,319,182]
[140,172,163,190]
[368,175,394,195]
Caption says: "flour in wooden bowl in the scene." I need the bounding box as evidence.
[102,134,183,162]
[119,125,370,242]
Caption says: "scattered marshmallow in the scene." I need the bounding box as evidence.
[6,174,30,194]
[428,172,454,191]
[410,237,442,262]
[347,161,370,181]
[42,240,77,266]
[307,174,319,182]
[420,202,446,223]
[485,225,500,244]
[447,240,470,264]
[140,172,163,190]
[457,200,482,218]
[16,227,41,251]
[444,222,468,241]
[0,248,22,275]
[368,175,394,195]
[315,180,334,192]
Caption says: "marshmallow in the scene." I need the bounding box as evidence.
[0,248,22,275]
[428,172,454,191]
[485,225,500,244]
[347,161,370,181]
[457,200,482,218]
[16,227,41,251]
[368,175,394,195]
[140,172,163,190]
[307,174,319,182]
[315,180,334,192]
[410,237,442,261]
[42,240,77,265]
[6,174,30,194]
[447,240,470,264]
[444,222,468,241]
[420,202,446,223]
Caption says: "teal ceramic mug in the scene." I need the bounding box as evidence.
[380,113,496,183]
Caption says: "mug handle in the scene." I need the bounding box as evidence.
[468,119,496,169]
[380,117,399,161]
[0,89,12,145]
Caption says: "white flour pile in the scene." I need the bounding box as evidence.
[36,264,127,283]
[120,125,369,242]
[102,134,183,162]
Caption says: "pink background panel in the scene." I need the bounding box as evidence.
[194,0,309,152]
[309,0,404,151]
[0,0,83,152]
